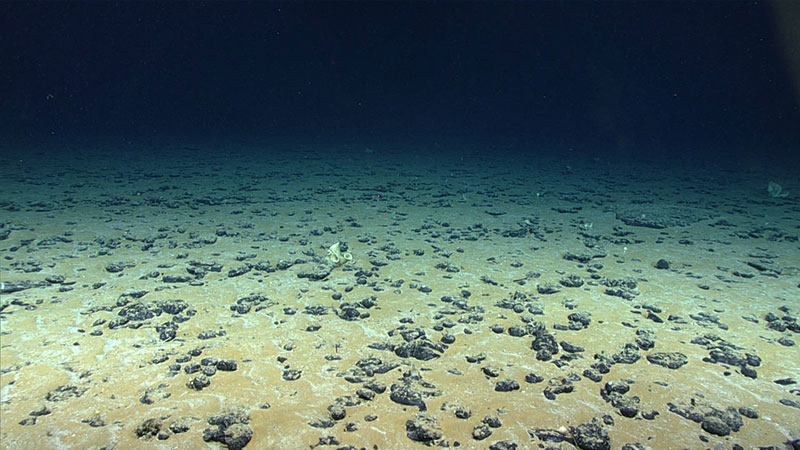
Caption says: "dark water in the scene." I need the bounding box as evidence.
[1,2,798,164]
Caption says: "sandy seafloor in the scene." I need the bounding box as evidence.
[1,145,798,450]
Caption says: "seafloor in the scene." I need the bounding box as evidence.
[1,145,798,449]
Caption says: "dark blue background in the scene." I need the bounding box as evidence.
[2,2,798,159]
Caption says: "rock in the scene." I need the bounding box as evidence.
[202,406,252,450]
[394,340,443,361]
[297,264,332,281]
[282,369,302,381]
[390,384,427,411]
[495,379,520,392]
[560,341,585,353]
[472,423,492,440]
[135,418,162,439]
[483,415,502,428]
[532,333,559,361]
[701,415,730,436]
[571,418,610,450]
[162,275,192,283]
[453,405,472,419]
[216,359,238,371]
[356,388,375,401]
[738,406,758,419]
[329,404,346,420]
[105,263,125,273]
[544,377,574,400]
[187,374,211,391]
[646,352,688,369]
[227,265,251,278]
[525,372,544,383]
[405,414,442,442]
[488,441,517,450]
[203,422,252,450]
[613,344,641,364]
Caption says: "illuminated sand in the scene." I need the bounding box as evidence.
[1,147,798,449]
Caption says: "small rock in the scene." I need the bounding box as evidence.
[406,414,442,442]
